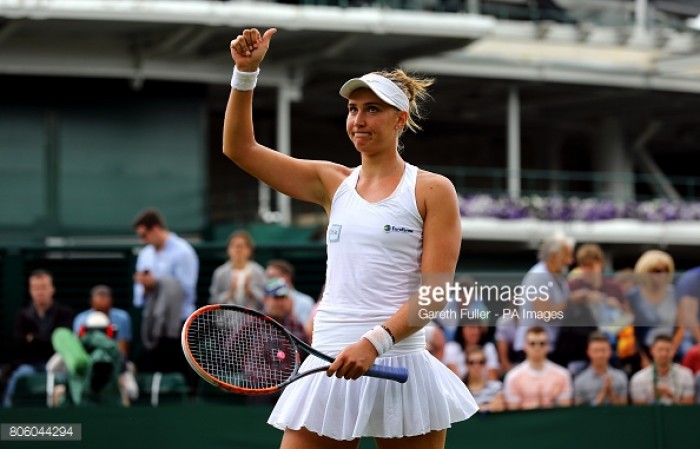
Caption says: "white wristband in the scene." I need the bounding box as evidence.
[362,325,394,357]
[231,67,260,91]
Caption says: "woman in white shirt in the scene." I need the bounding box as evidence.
[225,27,477,449]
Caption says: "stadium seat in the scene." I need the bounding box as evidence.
[195,378,246,405]
[135,372,189,406]
[10,373,49,407]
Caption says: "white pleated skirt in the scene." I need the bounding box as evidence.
[267,306,479,440]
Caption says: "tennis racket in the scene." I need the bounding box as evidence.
[181,304,408,396]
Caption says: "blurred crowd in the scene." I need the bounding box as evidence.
[2,208,699,410]
[427,233,700,411]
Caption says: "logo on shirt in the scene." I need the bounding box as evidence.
[383,224,414,234]
[328,224,342,242]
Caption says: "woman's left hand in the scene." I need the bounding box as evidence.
[327,339,378,380]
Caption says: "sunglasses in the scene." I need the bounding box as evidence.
[527,341,548,347]
[467,359,486,365]
[650,267,669,273]
[270,295,288,300]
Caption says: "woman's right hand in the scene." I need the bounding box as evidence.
[230,28,277,72]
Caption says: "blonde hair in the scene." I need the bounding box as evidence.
[375,69,434,134]
[634,250,674,274]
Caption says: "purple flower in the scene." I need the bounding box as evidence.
[458,194,700,222]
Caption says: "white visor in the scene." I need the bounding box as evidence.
[339,73,409,112]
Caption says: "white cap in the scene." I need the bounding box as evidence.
[339,73,409,112]
[85,311,110,329]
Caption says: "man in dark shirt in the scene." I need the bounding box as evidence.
[2,270,73,407]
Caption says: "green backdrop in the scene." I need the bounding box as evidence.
[0,404,697,449]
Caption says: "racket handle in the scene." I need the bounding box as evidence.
[365,364,409,383]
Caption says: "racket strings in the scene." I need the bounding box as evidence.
[187,309,297,390]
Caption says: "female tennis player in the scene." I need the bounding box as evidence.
[225,28,478,449]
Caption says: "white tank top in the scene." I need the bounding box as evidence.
[314,162,425,354]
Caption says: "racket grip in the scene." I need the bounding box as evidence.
[365,364,409,383]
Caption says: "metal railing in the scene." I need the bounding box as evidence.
[425,166,700,202]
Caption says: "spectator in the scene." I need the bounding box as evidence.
[574,332,628,406]
[613,268,641,376]
[132,208,199,373]
[696,373,700,404]
[247,278,308,407]
[504,326,573,410]
[72,285,137,404]
[463,346,505,413]
[444,323,500,380]
[628,250,683,365]
[615,268,637,297]
[50,311,126,407]
[514,232,575,354]
[265,259,315,326]
[73,285,132,358]
[209,230,265,310]
[569,244,631,337]
[263,277,308,344]
[630,334,694,405]
[676,266,700,350]
[682,343,700,375]
[514,232,580,367]
[2,270,74,407]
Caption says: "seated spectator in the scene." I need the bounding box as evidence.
[630,334,694,405]
[3,270,74,407]
[246,278,308,407]
[463,346,505,413]
[574,332,628,406]
[265,259,315,325]
[444,323,500,380]
[628,250,684,365]
[74,285,132,359]
[504,326,573,410]
[72,285,137,404]
[263,277,308,344]
[682,343,700,375]
[50,311,125,406]
[209,230,265,310]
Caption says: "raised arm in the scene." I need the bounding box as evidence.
[224,28,348,211]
